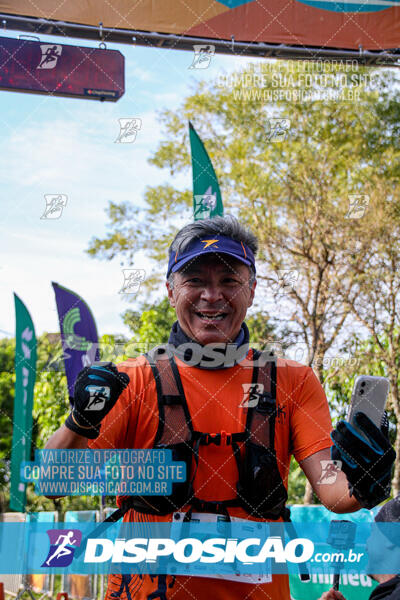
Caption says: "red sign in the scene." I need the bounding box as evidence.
[0,36,124,100]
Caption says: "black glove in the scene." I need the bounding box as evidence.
[331,411,396,509]
[65,362,130,439]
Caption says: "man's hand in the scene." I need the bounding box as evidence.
[318,589,346,600]
[331,412,396,509]
[65,362,130,439]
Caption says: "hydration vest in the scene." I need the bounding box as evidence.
[90,347,310,581]
[121,346,289,521]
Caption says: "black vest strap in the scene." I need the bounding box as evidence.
[146,346,193,445]
[242,349,277,454]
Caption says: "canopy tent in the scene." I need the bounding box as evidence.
[0,0,399,65]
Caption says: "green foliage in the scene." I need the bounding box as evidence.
[33,334,69,449]
[0,338,15,457]
[98,333,129,363]
[0,334,120,512]
[324,333,397,445]
[0,334,70,511]
[87,63,400,384]
[85,64,400,502]
[0,338,15,509]
[87,65,399,286]
[124,297,176,344]
[246,312,276,347]
[287,457,306,505]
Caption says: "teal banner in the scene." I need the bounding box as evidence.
[289,504,379,600]
[10,294,37,511]
[189,121,224,220]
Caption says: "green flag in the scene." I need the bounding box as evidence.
[189,121,223,220]
[9,294,37,511]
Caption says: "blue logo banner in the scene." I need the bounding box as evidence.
[1,522,399,576]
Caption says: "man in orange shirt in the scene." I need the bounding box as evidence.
[46,215,395,600]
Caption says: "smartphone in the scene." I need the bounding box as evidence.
[347,375,390,437]
[327,520,357,550]
[327,520,357,591]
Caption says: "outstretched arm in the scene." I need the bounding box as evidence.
[300,447,361,513]
[45,425,88,449]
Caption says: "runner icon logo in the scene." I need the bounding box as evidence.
[37,45,62,70]
[189,45,215,69]
[85,385,110,411]
[317,460,342,485]
[240,383,264,408]
[41,529,82,567]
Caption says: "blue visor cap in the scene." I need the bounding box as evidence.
[167,235,256,279]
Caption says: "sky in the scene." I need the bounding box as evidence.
[0,30,259,340]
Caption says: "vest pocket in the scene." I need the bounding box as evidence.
[237,441,288,518]
[130,442,194,515]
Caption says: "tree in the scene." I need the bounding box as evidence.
[334,81,400,496]
[123,297,176,347]
[1,333,113,512]
[0,338,15,512]
[87,62,400,503]
[330,82,400,493]
[87,64,399,377]
[33,333,70,448]
[336,201,400,496]
[324,332,398,498]
[287,458,307,506]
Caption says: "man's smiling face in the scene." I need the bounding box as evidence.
[166,253,256,345]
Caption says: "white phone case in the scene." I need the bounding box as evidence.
[346,376,389,434]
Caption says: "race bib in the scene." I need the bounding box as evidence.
[170,512,272,584]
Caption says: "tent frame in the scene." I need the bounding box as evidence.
[0,11,399,67]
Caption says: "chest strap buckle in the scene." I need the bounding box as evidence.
[199,431,232,446]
